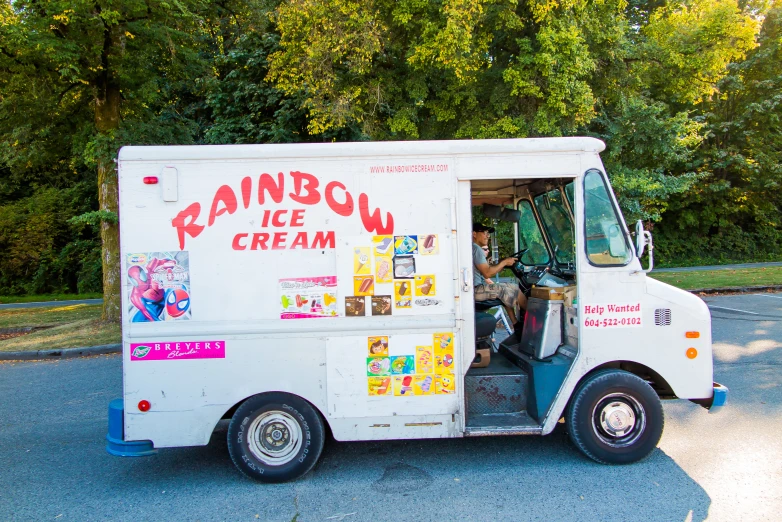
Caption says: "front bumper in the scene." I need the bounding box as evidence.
[690,382,729,414]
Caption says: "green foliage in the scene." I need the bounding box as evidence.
[653,2,782,265]
[1,0,781,295]
[0,183,101,295]
[69,210,119,226]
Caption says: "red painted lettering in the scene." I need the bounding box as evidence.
[290,209,305,226]
[325,181,354,216]
[172,202,205,250]
[261,209,270,228]
[290,232,308,249]
[272,210,287,227]
[259,173,285,204]
[311,231,335,249]
[208,185,238,226]
[251,233,270,250]
[289,171,321,205]
[272,232,288,249]
[359,193,394,234]
[232,233,248,250]
[241,176,252,209]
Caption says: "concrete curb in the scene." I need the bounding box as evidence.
[0,343,121,361]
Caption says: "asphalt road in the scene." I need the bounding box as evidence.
[1,293,780,521]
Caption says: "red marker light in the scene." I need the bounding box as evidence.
[143,176,159,184]
[138,400,151,412]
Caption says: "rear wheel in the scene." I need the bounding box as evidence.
[566,369,664,464]
[228,392,325,483]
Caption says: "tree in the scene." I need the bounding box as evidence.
[0,1,209,320]
[267,0,627,140]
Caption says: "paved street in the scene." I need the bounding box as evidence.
[1,293,780,521]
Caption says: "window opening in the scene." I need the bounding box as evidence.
[584,169,632,266]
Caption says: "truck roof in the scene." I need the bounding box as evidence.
[118,137,605,162]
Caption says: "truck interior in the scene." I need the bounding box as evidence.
[465,177,580,434]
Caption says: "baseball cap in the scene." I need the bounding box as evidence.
[473,223,495,233]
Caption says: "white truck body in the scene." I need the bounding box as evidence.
[115,138,717,456]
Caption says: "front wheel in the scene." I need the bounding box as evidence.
[566,369,664,464]
[227,392,325,483]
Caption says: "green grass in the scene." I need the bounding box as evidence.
[649,266,782,290]
[0,293,102,304]
[0,304,102,329]
[0,304,120,352]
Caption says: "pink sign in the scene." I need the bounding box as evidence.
[130,341,225,361]
[279,275,338,319]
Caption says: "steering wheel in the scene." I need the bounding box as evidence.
[507,249,529,289]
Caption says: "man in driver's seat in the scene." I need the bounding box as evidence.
[473,224,527,327]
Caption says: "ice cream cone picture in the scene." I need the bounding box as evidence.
[354,247,371,275]
[323,293,336,307]
[353,276,374,296]
[414,275,435,296]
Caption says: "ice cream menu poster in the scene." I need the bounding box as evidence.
[279,276,338,319]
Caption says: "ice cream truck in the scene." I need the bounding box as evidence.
[106,137,727,483]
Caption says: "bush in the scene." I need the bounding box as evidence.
[0,183,100,295]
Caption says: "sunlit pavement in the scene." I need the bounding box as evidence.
[0,293,779,521]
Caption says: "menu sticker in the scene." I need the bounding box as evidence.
[368,336,389,356]
[345,296,366,317]
[394,281,412,308]
[416,346,433,374]
[354,247,371,275]
[368,377,392,396]
[375,256,393,283]
[413,375,434,395]
[414,275,436,296]
[353,276,374,296]
[420,234,439,255]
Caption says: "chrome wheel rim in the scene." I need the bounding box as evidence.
[247,411,302,466]
[591,393,646,448]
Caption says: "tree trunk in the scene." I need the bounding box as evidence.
[96,27,122,323]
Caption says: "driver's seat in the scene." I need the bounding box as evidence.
[475,298,513,334]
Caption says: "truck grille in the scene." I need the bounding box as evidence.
[654,308,671,326]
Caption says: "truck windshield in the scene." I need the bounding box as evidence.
[517,200,550,265]
[534,187,575,266]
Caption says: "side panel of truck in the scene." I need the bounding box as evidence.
[119,153,463,446]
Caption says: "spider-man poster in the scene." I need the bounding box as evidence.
[126,252,191,322]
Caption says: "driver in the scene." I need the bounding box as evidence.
[473,223,527,326]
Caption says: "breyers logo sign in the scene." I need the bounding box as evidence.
[172,171,394,251]
[130,341,226,361]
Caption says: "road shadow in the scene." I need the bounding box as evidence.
[107,422,712,522]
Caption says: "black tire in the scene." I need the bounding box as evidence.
[566,369,664,464]
[227,392,325,483]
